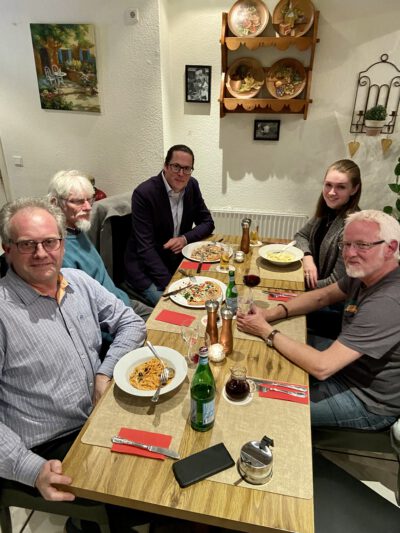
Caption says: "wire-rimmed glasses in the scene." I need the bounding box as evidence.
[11,238,63,254]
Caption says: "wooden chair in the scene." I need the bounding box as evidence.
[313,420,400,505]
[0,480,111,533]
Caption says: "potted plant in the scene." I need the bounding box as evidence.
[364,105,387,136]
[383,157,400,222]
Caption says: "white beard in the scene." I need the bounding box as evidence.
[75,218,92,232]
[345,264,365,278]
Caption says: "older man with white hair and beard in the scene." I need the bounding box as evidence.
[237,210,400,430]
[48,170,152,321]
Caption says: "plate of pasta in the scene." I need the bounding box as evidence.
[258,243,304,266]
[113,346,188,397]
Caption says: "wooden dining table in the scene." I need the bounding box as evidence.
[62,235,314,533]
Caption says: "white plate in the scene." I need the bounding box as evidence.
[182,241,222,263]
[258,244,304,266]
[169,276,227,309]
[113,346,188,397]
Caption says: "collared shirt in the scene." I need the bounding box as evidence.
[0,268,146,486]
[162,172,185,237]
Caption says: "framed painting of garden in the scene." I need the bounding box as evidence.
[30,23,100,112]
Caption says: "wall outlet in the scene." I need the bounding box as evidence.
[125,8,139,25]
[12,156,23,167]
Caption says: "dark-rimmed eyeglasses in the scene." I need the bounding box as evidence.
[64,197,94,206]
[338,240,385,252]
[11,238,63,254]
[168,163,193,175]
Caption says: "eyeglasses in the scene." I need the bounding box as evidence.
[338,240,385,251]
[168,163,193,175]
[11,238,63,254]
[64,197,94,206]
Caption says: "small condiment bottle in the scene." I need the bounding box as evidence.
[219,307,233,355]
[240,218,251,254]
[205,299,219,345]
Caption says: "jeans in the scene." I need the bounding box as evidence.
[308,335,397,430]
[142,282,164,306]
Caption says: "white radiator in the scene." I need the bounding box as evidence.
[210,209,308,240]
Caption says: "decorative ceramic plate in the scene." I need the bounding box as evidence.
[266,58,306,99]
[259,243,304,266]
[168,276,227,309]
[113,346,188,397]
[226,57,265,99]
[272,0,315,37]
[228,0,270,37]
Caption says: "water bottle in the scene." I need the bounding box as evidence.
[190,346,216,432]
[225,270,238,316]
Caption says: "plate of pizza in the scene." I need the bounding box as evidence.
[169,276,227,309]
[182,242,223,263]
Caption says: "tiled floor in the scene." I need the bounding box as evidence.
[2,454,398,532]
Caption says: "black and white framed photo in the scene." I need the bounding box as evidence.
[254,120,281,141]
[185,65,211,103]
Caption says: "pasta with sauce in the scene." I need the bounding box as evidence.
[129,358,173,391]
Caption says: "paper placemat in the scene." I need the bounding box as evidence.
[147,298,207,334]
[251,254,304,284]
[81,376,192,450]
[209,388,313,500]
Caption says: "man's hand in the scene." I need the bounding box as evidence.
[163,236,186,254]
[303,255,318,289]
[35,460,75,501]
[237,305,271,340]
[94,374,112,405]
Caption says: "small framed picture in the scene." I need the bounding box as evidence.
[254,120,281,141]
[185,65,211,103]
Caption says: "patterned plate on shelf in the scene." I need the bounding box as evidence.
[226,57,265,99]
[266,58,306,99]
[272,0,315,38]
[228,0,269,37]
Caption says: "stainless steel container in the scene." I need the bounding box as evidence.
[237,436,274,485]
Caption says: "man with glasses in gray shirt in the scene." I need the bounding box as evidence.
[124,144,215,305]
[0,198,147,531]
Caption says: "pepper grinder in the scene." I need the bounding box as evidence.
[220,307,233,355]
[205,299,219,345]
[240,218,251,254]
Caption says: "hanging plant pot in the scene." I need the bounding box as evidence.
[364,119,385,136]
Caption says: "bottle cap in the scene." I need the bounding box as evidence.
[199,346,209,359]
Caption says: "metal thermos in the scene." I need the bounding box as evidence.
[205,299,219,345]
[220,307,233,355]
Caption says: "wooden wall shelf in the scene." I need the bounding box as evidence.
[219,11,319,119]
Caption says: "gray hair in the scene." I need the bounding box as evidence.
[0,197,66,244]
[345,209,400,259]
[48,169,95,206]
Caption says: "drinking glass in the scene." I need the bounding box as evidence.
[219,244,233,272]
[243,262,260,302]
[250,225,260,244]
[181,323,200,366]
[237,294,253,315]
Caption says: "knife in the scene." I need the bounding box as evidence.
[162,282,193,298]
[111,436,180,459]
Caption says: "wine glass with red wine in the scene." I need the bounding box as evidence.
[243,263,260,304]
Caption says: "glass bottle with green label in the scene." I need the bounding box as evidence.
[190,346,215,432]
[225,269,238,316]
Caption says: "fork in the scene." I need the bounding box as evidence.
[178,268,197,283]
[260,386,306,398]
[151,367,168,403]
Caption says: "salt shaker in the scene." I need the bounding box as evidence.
[220,307,233,355]
[240,218,251,254]
[205,299,219,345]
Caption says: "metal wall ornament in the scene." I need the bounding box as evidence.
[350,54,400,136]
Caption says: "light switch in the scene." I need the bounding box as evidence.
[12,156,23,167]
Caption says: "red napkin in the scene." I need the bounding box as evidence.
[268,292,297,302]
[181,260,211,271]
[111,427,172,460]
[258,382,309,404]
[155,309,196,327]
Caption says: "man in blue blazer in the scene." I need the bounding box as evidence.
[124,144,215,305]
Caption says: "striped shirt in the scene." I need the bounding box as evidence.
[0,267,146,486]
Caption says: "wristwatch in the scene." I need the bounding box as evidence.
[266,329,280,347]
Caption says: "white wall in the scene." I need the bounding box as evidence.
[0,0,399,217]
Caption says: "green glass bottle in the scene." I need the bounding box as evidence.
[190,346,216,432]
[225,269,238,316]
